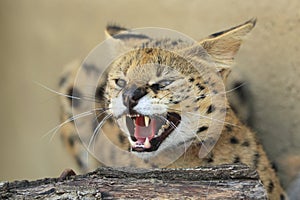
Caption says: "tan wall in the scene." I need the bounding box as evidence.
[0,0,299,187]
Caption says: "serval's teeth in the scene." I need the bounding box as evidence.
[144,137,151,149]
[144,116,150,127]
[157,123,170,136]
[126,114,140,118]
[162,123,170,130]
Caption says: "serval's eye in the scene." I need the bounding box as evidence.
[150,80,174,91]
[115,79,126,88]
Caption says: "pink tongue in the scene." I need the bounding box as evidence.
[134,116,154,143]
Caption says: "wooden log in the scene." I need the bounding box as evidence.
[0,164,267,199]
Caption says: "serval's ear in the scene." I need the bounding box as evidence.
[104,24,150,58]
[105,24,128,38]
[200,18,256,65]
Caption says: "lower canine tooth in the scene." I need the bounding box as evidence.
[144,137,151,148]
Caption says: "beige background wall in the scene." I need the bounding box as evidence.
[0,0,299,187]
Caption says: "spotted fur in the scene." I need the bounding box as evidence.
[59,19,286,199]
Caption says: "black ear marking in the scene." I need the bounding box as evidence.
[113,33,149,40]
[106,24,149,40]
[106,24,149,39]
[199,18,256,64]
[209,18,257,38]
[106,24,128,36]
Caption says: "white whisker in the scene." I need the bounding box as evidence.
[167,108,239,128]
[223,82,246,94]
[34,81,105,103]
[189,112,239,127]
[42,108,107,142]
[178,116,211,155]
[86,112,112,167]
[34,81,81,100]
[156,115,189,156]
[88,113,113,152]
[206,82,247,97]
[165,108,231,157]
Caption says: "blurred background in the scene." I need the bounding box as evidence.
[0,0,299,189]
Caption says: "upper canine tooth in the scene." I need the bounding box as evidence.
[144,116,150,127]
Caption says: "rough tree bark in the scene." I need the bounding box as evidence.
[0,164,267,199]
